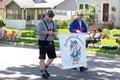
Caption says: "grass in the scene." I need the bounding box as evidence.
[2,28,120,55]
[14,38,120,55]
[58,29,70,33]
[86,39,120,55]
[16,38,38,44]
[100,39,118,46]
[86,46,120,55]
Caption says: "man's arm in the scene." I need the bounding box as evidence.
[69,20,77,33]
[37,20,55,35]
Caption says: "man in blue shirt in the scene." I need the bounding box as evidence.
[69,12,88,33]
[69,11,88,72]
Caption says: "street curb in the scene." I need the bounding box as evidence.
[86,51,120,60]
[0,41,60,50]
[0,41,120,59]
[0,41,38,48]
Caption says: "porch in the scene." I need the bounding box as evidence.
[5,8,50,29]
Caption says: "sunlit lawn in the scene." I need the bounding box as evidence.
[100,39,118,46]
[86,47,120,55]
[2,28,120,55]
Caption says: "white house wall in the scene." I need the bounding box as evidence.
[77,0,120,26]
[115,0,120,26]
[96,0,119,26]
[6,20,26,29]
[111,0,119,26]
[96,0,101,23]
[54,10,76,20]
[77,0,96,4]
[77,0,96,9]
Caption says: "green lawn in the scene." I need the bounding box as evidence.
[86,39,120,55]
[58,29,70,33]
[2,28,120,55]
[100,39,118,46]
[86,47,120,55]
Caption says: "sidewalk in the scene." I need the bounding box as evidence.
[0,40,120,60]
[0,39,59,51]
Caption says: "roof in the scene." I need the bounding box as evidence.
[0,0,8,8]
[14,0,35,8]
[54,0,77,10]
[4,0,65,8]
[44,0,64,8]
[34,3,51,8]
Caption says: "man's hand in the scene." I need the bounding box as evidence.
[48,31,55,35]
[76,30,81,33]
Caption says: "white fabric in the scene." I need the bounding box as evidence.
[76,30,81,33]
[94,32,101,38]
[59,33,87,69]
[0,28,4,36]
[79,21,82,26]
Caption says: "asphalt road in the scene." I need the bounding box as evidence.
[0,44,120,80]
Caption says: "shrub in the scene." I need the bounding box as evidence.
[21,31,37,38]
[111,29,120,37]
[102,29,110,35]
[115,26,120,29]
[32,26,37,34]
[0,18,6,26]
[102,29,120,38]
[77,4,95,24]
[55,19,69,29]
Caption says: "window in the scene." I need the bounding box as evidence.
[37,9,48,20]
[79,4,83,9]
[6,9,22,19]
[79,4,89,10]
[85,4,89,9]
[26,10,35,20]
[54,10,67,15]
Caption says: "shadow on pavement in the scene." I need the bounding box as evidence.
[0,43,120,80]
[0,61,120,80]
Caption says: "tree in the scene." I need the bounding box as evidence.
[0,17,6,26]
[84,4,95,23]
[76,4,95,25]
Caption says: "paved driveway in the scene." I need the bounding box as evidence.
[0,44,120,80]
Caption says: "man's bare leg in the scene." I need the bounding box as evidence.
[40,59,48,79]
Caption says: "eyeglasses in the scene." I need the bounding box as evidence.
[49,15,54,18]
[48,14,54,18]
[78,15,84,16]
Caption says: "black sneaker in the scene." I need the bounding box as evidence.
[45,70,50,77]
[41,73,48,79]
[79,67,88,72]
[72,68,77,70]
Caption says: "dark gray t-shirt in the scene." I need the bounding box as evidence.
[37,18,57,41]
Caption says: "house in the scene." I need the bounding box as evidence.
[3,0,77,29]
[77,0,120,27]
[0,0,8,19]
